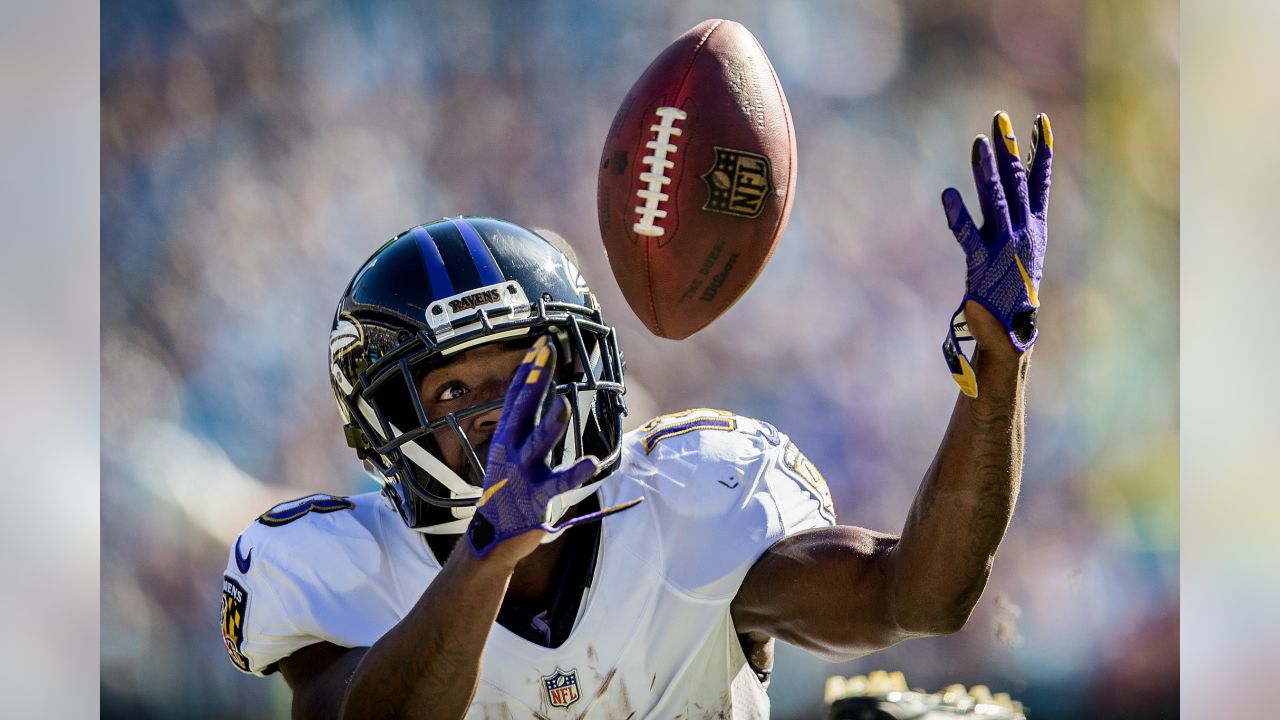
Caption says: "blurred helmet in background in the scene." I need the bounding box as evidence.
[328,217,626,533]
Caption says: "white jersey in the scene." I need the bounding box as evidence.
[221,410,837,719]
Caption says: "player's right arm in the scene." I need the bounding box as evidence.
[277,337,634,719]
[280,546,522,720]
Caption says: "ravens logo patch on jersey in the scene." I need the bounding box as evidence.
[221,575,251,673]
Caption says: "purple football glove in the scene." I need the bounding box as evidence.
[466,336,641,559]
[941,111,1052,397]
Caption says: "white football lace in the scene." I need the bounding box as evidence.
[633,106,688,237]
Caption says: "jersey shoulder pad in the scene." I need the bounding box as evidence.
[220,491,388,676]
[623,409,778,517]
[235,492,382,571]
[615,411,791,597]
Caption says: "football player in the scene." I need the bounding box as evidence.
[220,110,1051,719]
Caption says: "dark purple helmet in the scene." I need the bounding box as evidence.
[328,217,625,533]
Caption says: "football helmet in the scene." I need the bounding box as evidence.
[328,217,626,533]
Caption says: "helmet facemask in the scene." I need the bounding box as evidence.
[333,291,625,534]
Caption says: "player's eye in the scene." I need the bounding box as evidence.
[436,382,470,402]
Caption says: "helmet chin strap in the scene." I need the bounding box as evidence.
[389,421,479,499]
[538,476,607,543]
[407,473,607,539]
[414,517,472,535]
[387,420,484,535]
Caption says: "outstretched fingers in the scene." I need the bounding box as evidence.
[992,111,1031,228]
[941,187,982,256]
[970,135,1012,239]
[1028,113,1054,218]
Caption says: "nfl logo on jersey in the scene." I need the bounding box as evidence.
[542,667,581,709]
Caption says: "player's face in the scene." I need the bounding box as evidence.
[416,341,532,479]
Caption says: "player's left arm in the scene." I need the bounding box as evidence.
[733,111,1051,661]
[731,315,1029,660]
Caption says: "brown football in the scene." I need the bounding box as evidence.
[597,19,797,340]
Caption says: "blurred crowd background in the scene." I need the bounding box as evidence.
[100,1,1177,718]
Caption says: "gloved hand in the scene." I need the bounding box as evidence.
[940,111,1052,397]
[466,335,641,559]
